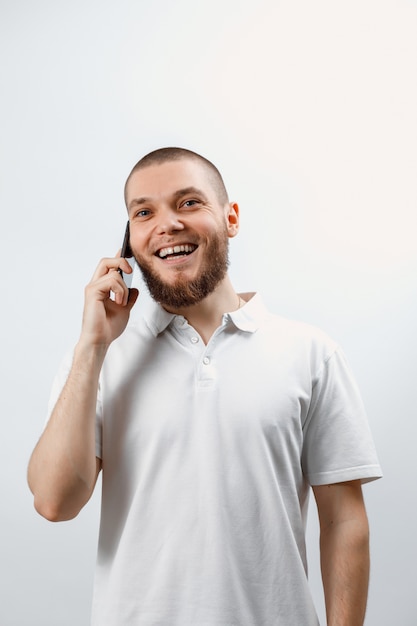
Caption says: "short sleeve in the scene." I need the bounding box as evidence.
[302,347,382,486]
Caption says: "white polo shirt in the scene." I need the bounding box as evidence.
[49,293,382,625]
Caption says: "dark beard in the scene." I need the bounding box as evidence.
[134,230,230,309]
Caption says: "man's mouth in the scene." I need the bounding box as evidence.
[156,244,198,260]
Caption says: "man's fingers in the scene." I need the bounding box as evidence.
[86,270,129,306]
[91,256,133,282]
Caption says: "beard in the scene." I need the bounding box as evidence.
[134,227,230,309]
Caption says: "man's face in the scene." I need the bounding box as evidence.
[125,159,239,308]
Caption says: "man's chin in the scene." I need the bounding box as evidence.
[139,267,224,309]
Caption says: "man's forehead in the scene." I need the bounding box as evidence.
[126,159,213,196]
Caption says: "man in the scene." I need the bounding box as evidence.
[28,147,382,625]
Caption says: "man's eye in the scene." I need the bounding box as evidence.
[136,209,150,218]
[182,199,199,208]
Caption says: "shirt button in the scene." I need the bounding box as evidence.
[191,336,199,344]
[203,356,210,365]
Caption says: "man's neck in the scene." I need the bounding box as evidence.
[163,276,242,345]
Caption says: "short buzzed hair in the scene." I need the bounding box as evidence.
[124,147,229,207]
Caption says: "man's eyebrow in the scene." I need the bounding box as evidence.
[128,196,152,210]
[172,186,208,201]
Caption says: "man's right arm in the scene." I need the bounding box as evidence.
[27,255,138,521]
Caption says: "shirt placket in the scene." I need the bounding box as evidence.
[172,316,225,387]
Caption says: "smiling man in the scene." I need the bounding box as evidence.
[28,147,382,626]
[126,154,238,322]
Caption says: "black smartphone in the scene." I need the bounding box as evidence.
[118,221,134,287]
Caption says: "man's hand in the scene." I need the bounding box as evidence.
[80,255,139,349]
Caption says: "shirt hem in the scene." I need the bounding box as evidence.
[308,464,383,486]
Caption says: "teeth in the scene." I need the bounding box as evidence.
[158,244,196,258]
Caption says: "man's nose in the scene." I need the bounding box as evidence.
[155,209,185,234]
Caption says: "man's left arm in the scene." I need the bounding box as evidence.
[312,480,370,626]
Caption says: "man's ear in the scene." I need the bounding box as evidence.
[226,202,239,238]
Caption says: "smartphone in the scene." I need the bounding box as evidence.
[118,221,134,288]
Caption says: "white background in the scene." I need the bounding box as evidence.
[1,1,416,624]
